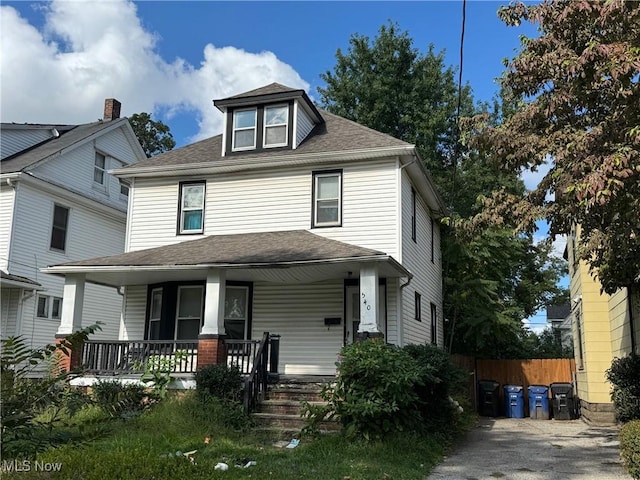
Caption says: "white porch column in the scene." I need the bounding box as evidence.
[201,269,226,336]
[56,274,85,336]
[358,265,380,335]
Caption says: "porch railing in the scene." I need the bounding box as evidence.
[81,340,198,374]
[237,332,270,413]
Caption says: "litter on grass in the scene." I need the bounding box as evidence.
[214,462,229,471]
[286,439,300,449]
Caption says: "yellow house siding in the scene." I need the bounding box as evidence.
[609,288,638,358]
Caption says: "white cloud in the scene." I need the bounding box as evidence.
[0,0,308,142]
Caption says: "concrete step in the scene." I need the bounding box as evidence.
[253,412,340,432]
[259,399,327,415]
[268,388,325,402]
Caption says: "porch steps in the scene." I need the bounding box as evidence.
[252,379,339,435]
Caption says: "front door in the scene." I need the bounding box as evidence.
[345,284,386,344]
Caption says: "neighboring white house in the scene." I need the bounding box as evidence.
[0,100,147,350]
[45,84,447,376]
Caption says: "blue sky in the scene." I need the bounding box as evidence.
[0,1,561,330]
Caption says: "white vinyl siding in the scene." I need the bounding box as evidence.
[127,159,399,257]
[295,103,315,148]
[1,128,55,160]
[121,285,148,340]
[7,182,125,347]
[0,185,15,272]
[31,125,136,211]
[1,288,21,338]
[252,281,343,375]
[401,171,443,347]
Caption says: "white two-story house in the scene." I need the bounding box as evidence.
[45,84,446,377]
[1,100,147,351]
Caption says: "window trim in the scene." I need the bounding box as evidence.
[93,151,107,187]
[411,187,417,242]
[263,104,289,148]
[430,302,437,344]
[49,204,69,252]
[415,291,422,322]
[177,181,205,235]
[232,108,257,152]
[311,170,343,228]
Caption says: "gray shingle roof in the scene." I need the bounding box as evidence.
[118,108,411,171]
[1,119,128,173]
[226,82,301,99]
[1,270,41,287]
[52,230,385,268]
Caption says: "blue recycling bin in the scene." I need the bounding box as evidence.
[504,385,525,418]
[528,385,550,420]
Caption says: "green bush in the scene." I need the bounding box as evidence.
[92,380,150,418]
[311,339,422,439]
[1,326,99,458]
[404,343,468,429]
[194,364,242,401]
[620,420,640,479]
[606,354,640,422]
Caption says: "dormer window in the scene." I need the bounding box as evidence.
[264,105,288,148]
[232,109,257,151]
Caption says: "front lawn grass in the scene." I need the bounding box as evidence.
[7,392,457,480]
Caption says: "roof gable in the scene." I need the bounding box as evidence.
[1,118,144,174]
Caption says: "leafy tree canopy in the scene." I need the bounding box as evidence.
[129,112,176,157]
[319,22,566,357]
[471,0,640,294]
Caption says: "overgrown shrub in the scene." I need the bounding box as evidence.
[0,325,100,457]
[606,354,640,422]
[404,343,468,429]
[92,380,150,418]
[194,364,242,401]
[308,339,422,439]
[620,420,640,479]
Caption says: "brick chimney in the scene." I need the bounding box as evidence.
[103,98,121,121]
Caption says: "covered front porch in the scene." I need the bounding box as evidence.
[45,231,411,377]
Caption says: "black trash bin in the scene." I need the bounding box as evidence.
[478,380,500,417]
[550,382,577,420]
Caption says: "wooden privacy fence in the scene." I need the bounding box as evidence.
[451,356,577,411]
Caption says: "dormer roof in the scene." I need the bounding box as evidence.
[213,82,323,124]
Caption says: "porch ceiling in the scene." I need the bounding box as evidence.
[42,230,411,287]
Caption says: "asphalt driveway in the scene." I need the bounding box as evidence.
[427,417,631,480]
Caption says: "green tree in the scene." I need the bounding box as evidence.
[475,0,640,295]
[320,22,565,357]
[129,112,176,157]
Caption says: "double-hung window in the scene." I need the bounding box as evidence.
[148,288,162,340]
[50,204,69,251]
[263,105,288,147]
[232,109,257,151]
[312,171,342,227]
[179,182,205,234]
[37,295,62,319]
[94,152,106,185]
[175,286,204,340]
[224,285,250,340]
[119,179,130,198]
